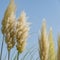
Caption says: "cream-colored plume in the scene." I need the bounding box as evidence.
[48,27,56,60]
[2,0,16,34]
[39,19,49,60]
[5,12,16,51]
[16,11,30,53]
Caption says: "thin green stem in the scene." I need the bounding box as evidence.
[17,52,19,60]
[8,51,10,60]
[0,35,4,60]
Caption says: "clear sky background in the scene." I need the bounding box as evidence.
[0,0,60,60]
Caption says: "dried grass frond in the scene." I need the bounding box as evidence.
[2,0,16,34]
[16,11,30,53]
[39,20,49,60]
[5,12,16,51]
[48,27,56,60]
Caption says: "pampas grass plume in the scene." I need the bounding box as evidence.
[48,27,56,60]
[39,19,49,60]
[16,11,30,53]
[5,12,16,51]
[2,0,16,34]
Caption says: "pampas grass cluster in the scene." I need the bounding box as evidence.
[39,20,60,60]
[1,0,30,60]
[1,0,60,60]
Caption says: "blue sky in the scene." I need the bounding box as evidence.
[0,0,60,60]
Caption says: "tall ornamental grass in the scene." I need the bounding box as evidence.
[0,0,60,60]
[0,0,30,60]
[39,20,49,60]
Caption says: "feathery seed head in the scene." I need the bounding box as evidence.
[2,0,16,34]
[5,12,16,51]
[16,11,30,53]
[48,27,56,60]
[39,20,49,60]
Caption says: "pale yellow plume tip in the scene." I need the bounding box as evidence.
[10,0,14,2]
[43,18,46,22]
[50,27,52,32]
[20,11,26,18]
[42,18,46,29]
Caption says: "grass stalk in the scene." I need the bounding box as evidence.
[17,52,19,60]
[0,35,4,60]
[8,51,10,60]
